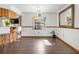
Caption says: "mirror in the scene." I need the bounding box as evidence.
[59,4,74,28]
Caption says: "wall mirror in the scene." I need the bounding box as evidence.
[59,4,74,28]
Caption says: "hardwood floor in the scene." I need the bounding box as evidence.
[0,37,78,54]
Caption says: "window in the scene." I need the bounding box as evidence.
[33,16,46,30]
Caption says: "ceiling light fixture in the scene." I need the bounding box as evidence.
[37,5,42,17]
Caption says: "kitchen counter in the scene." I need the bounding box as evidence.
[0,27,10,34]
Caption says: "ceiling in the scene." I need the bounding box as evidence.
[10,4,66,13]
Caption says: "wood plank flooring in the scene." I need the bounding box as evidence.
[0,37,78,54]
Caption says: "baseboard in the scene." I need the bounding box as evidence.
[56,36,79,53]
[21,36,52,38]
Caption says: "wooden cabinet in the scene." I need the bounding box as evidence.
[1,8,4,16]
[0,35,3,45]
[13,11,16,18]
[0,28,17,45]
[9,27,17,43]
[4,9,8,17]
[11,11,16,18]
[0,34,10,45]
[0,8,2,16]
[8,10,12,18]
[8,9,16,18]
[0,8,16,18]
[0,8,8,17]
[2,8,8,17]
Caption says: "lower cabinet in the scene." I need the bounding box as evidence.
[0,35,3,45]
[0,34,10,45]
[9,27,17,43]
[0,28,17,45]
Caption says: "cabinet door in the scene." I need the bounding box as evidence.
[12,12,14,18]
[0,8,2,16]
[4,9,8,17]
[11,11,16,18]
[1,8,4,16]
[13,12,16,18]
[11,11,13,18]
[2,8,6,16]
[0,35,3,45]
[8,10,12,18]
[0,8,8,17]
[1,8,8,17]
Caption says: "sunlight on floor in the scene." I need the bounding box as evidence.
[43,40,52,45]
[35,40,45,53]
[34,39,52,53]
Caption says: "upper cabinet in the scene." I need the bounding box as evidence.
[0,8,16,18]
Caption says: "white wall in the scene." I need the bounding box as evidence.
[22,28,56,36]
[56,4,79,51]
[21,12,57,36]
[22,12,36,26]
[56,28,79,51]
[22,12,57,26]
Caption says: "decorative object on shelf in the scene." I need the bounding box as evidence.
[4,20,11,27]
[2,18,19,27]
[10,18,19,24]
[10,19,15,24]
